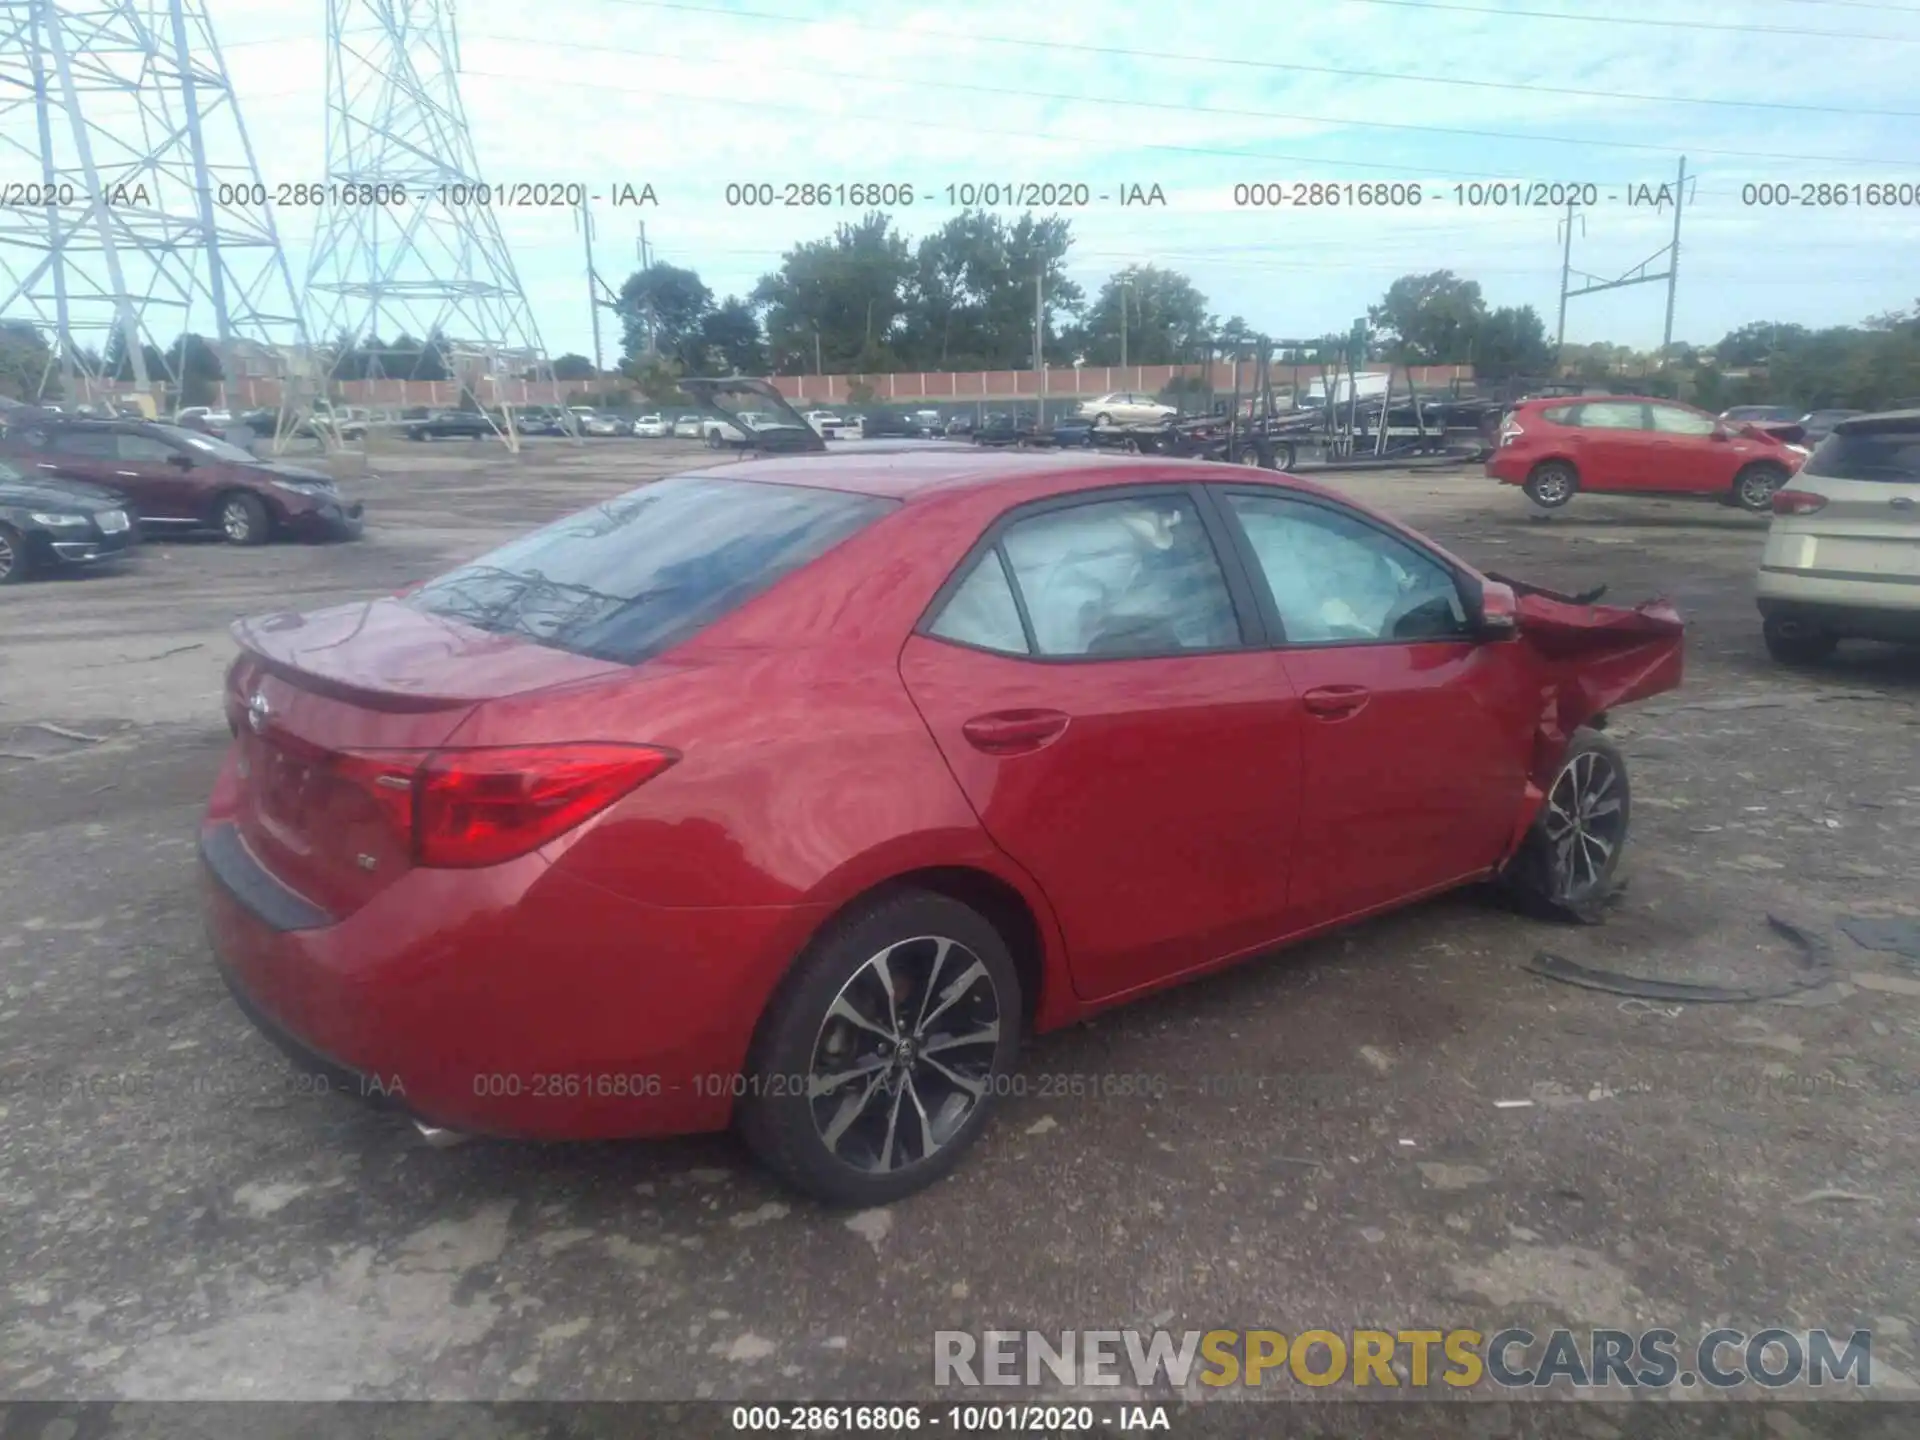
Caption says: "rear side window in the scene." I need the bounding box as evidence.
[999,495,1240,657]
[1802,427,1920,483]
[928,552,1030,655]
[406,474,893,663]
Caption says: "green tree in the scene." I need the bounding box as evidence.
[754,212,914,373]
[1368,271,1486,363]
[165,334,224,407]
[617,262,715,369]
[551,353,598,380]
[1471,306,1553,380]
[0,321,56,400]
[696,297,767,375]
[102,322,166,386]
[1070,265,1211,366]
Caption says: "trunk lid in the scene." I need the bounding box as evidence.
[226,599,629,917]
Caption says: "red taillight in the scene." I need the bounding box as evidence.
[421,744,675,868]
[332,749,421,839]
[1771,490,1828,516]
[331,743,675,868]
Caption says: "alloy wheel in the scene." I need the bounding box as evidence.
[221,500,252,542]
[1738,468,1784,511]
[0,530,15,581]
[806,934,1002,1175]
[1532,469,1571,505]
[1541,748,1626,903]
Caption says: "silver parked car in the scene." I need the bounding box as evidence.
[1756,409,1920,662]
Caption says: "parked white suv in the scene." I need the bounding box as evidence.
[1078,392,1176,427]
[1756,409,1920,662]
[632,414,668,437]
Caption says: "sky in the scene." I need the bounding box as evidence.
[21,0,1920,365]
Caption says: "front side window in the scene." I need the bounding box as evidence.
[1225,493,1469,644]
[995,494,1240,658]
[407,475,893,664]
[1646,404,1717,437]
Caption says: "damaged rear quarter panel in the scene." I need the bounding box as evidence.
[1501,591,1685,852]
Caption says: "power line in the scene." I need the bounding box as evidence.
[460,66,1920,185]
[598,0,1920,117]
[471,31,1914,169]
[1344,0,1919,41]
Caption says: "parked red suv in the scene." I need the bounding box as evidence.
[1487,395,1808,513]
[0,418,364,545]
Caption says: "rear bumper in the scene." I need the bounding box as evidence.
[1485,452,1528,484]
[198,797,826,1140]
[1756,591,1920,644]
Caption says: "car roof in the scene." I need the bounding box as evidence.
[1833,408,1920,432]
[687,445,1346,504]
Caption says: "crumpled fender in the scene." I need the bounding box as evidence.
[1498,589,1685,861]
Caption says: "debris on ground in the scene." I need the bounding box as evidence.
[1527,913,1833,1003]
[1791,1188,1881,1207]
[1838,915,1920,969]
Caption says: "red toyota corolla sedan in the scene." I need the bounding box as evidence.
[1488,395,1808,512]
[201,448,1683,1204]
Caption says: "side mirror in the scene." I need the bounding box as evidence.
[1473,579,1519,640]
[168,451,194,469]
[1709,423,1732,441]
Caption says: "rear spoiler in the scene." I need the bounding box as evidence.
[681,377,827,454]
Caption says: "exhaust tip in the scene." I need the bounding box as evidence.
[413,1120,469,1149]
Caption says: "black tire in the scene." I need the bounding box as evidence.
[1503,730,1631,918]
[1272,441,1296,471]
[737,889,1023,1207]
[1762,613,1838,665]
[705,430,723,449]
[1733,462,1789,514]
[0,522,30,585]
[1523,460,1578,509]
[216,490,271,546]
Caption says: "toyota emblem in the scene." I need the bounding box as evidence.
[246,689,271,735]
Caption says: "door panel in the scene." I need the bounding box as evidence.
[1216,488,1533,924]
[1644,403,1733,494]
[1277,642,1529,919]
[110,433,196,520]
[901,488,1304,1002]
[1567,401,1652,492]
[901,635,1304,1001]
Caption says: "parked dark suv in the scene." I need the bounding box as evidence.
[0,419,364,545]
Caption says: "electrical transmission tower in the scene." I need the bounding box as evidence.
[0,0,309,405]
[305,0,547,409]
[1554,157,1690,361]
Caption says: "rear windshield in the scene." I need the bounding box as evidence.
[406,474,894,663]
[1802,427,1920,483]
